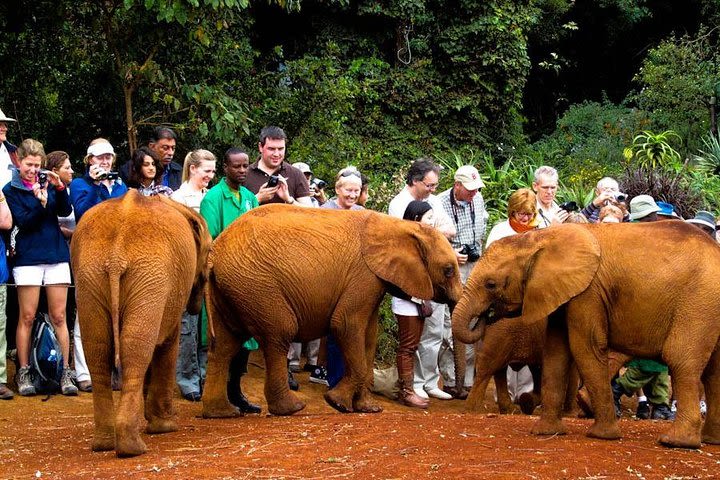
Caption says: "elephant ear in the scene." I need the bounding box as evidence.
[521,224,601,324]
[158,196,212,314]
[362,213,434,300]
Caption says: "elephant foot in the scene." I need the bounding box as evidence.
[464,387,486,413]
[268,394,305,416]
[702,422,720,445]
[202,398,243,419]
[324,389,354,413]
[659,425,701,449]
[576,389,594,418]
[146,417,179,434]
[91,433,115,452]
[115,433,147,458]
[586,421,621,440]
[531,417,567,436]
[353,397,383,413]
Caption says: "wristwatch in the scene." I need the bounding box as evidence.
[287,197,295,205]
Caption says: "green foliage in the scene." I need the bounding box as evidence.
[629,31,720,153]
[627,130,682,171]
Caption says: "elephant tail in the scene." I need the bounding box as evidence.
[106,262,126,370]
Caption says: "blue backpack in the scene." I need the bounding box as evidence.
[30,313,64,394]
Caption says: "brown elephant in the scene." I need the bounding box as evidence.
[202,204,463,418]
[463,314,628,416]
[71,191,211,457]
[452,221,720,449]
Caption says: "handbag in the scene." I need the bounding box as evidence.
[416,300,434,319]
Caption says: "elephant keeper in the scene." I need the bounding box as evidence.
[437,165,488,398]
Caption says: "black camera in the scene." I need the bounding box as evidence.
[460,244,481,262]
[96,170,119,181]
[310,178,327,190]
[266,174,280,188]
[613,192,627,202]
[37,171,48,187]
[559,201,578,212]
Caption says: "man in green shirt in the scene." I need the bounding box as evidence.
[200,148,259,413]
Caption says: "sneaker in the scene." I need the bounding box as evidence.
[76,380,93,392]
[635,401,650,420]
[16,366,36,396]
[61,369,78,396]
[303,363,318,373]
[288,363,302,373]
[651,403,675,420]
[309,366,329,386]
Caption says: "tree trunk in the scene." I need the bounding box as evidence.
[123,83,137,154]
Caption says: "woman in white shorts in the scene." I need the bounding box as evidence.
[2,139,76,396]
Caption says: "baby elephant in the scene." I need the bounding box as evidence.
[72,191,211,457]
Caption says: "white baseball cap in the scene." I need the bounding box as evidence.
[454,165,484,190]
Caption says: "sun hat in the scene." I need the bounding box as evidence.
[292,162,312,174]
[628,194,660,221]
[656,201,679,218]
[454,165,485,190]
[0,108,16,123]
[86,142,115,157]
[686,210,715,231]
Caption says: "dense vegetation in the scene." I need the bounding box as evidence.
[4,0,720,363]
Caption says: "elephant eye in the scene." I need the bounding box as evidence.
[485,279,497,290]
[443,265,455,278]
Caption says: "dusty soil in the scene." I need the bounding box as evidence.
[1,353,718,480]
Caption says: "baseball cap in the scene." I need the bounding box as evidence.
[454,165,484,190]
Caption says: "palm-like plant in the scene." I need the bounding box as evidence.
[693,132,720,175]
[629,130,682,170]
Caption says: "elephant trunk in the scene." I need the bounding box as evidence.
[452,295,487,345]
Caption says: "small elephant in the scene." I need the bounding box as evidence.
[202,205,463,418]
[71,191,211,457]
[452,221,720,449]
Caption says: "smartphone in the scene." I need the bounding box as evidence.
[266,175,280,188]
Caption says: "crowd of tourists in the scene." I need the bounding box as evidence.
[0,107,712,419]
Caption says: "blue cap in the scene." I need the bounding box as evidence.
[656,201,677,217]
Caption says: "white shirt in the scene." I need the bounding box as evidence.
[485,220,518,247]
[0,143,14,190]
[170,181,207,213]
[536,200,560,229]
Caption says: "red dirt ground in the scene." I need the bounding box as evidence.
[1,353,718,479]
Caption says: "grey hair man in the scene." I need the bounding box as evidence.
[532,165,568,228]
[581,177,626,223]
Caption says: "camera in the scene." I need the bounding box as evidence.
[96,170,119,181]
[613,192,628,202]
[459,244,481,262]
[559,201,578,212]
[310,178,327,190]
[266,174,280,188]
[37,171,48,187]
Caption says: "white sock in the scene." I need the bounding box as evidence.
[637,395,647,403]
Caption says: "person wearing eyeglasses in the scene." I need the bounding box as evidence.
[532,165,568,228]
[484,188,539,413]
[388,158,456,405]
[436,165,488,399]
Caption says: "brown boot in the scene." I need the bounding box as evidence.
[398,379,429,409]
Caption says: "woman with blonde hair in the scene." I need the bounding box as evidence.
[170,149,216,401]
[3,139,76,396]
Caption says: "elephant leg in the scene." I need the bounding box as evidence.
[702,346,720,444]
[79,302,115,452]
[202,313,243,419]
[325,315,370,413]
[495,368,515,414]
[658,325,710,449]
[264,338,305,416]
[565,306,619,441]
[562,364,581,416]
[531,322,569,436]
[145,332,180,435]
[115,334,155,457]
[353,317,382,413]
[465,365,492,413]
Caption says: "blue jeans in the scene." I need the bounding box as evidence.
[176,311,201,395]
